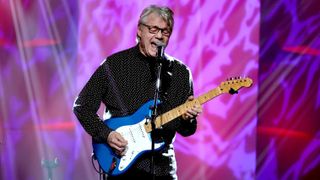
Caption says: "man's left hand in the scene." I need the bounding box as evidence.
[181,96,202,121]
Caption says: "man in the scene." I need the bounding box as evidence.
[73,5,202,179]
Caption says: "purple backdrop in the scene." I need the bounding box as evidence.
[0,0,319,180]
[257,0,320,179]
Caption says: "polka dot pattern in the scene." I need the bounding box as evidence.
[73,45,197,176]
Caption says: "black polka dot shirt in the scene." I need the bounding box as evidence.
[73,44,197,176]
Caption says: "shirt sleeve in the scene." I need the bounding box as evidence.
[163,67,198,137]
[73,62,112,143]
[175,77,198,137]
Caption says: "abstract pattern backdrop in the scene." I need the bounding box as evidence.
[257,1,320,179]
[0,0,318,180]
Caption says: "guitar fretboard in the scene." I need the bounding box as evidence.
[144,87,222,133]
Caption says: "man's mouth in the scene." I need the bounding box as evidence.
[151,42,158,49]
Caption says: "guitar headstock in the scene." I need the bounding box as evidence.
[219,77,253,94]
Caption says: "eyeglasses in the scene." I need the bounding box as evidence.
[140,23,171,36]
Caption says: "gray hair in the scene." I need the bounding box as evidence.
[138,5,174,32]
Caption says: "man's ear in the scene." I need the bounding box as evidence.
[137,25,142,39]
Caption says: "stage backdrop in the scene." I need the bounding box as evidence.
[257,0,320,179]
[12,0,320,179]
[0,0,258,179]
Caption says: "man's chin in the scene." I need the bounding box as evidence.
[148,51,157,58]
[143,47,157,57]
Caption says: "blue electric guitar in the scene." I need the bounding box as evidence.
[93,77,253,176]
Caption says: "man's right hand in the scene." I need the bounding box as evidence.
[107,131,128,156]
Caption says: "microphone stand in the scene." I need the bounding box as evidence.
[41,157,59,180]
[150,45,164,180]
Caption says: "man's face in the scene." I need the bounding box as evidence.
[138,12,171,58]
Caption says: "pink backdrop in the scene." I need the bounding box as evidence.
[77,1,258,179]
[3,0,318,180]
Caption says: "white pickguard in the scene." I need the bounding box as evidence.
[116,119,163,171]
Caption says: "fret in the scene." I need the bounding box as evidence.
[144,77,252,133]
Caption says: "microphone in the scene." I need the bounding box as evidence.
[156,42,165,61]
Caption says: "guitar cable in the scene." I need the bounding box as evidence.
[91,153,107,179]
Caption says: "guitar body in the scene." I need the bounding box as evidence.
[92,77,253,176]
[92,100,164,176]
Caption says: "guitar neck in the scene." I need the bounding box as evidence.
[144,87,222,133]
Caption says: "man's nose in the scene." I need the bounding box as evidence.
[155,30,164,39]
